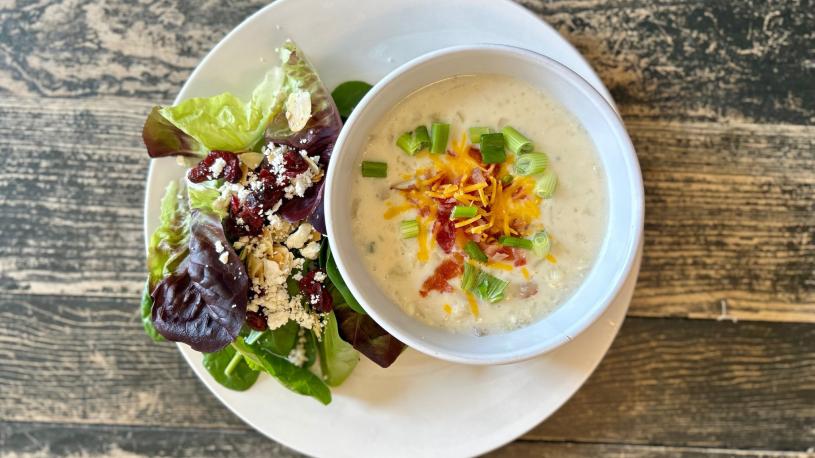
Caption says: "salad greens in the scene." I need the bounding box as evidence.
[140,40,404,404]
[330,81,372,120]
[203,345,260,391]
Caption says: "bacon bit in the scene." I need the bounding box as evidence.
[443,304,452,315]
[433,218,457,253]
[470,168,486,184]
[546,254,558,264]
[466,292,480,318]
[513,250,527,267]
[420,256,464,297]
[521,267,530,280]
[383,203,413,219]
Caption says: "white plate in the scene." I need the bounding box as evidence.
[143,0,641,456]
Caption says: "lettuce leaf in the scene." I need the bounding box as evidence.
[317,311,359,386]
[158,68,284,152]
[142,107,204,158]
[146,180,189,288]
[334,302,406,368]
[151,210,249,353]
[187,181,229,219]
[267,41,342,233]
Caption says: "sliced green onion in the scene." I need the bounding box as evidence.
[461,262,510,303]
[499,236,533,250]
[430,122,450,154]
[476,271,509,303]
[451,205,478,219]
[534,170,558,198]
[464,241,488,263]
[532,231,551,258]
[400,219,419,239]
[514,152,549,176]
[361,160,388,178]
[396,126,431,155]
[462,262,481,291]
[501,126,533,155]
[479,133,506,164]
[501,174,514,186]
[468,126,491,143]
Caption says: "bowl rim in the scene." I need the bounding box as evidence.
[325,43,644,365]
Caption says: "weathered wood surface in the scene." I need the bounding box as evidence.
[1,293,813,451]
[1,0,813,457]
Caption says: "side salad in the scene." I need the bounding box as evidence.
[140,40,404,404]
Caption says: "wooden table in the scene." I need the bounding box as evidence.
[1,1,812,456]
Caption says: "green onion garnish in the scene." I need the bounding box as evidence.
[531,231,551,258]
[501,174,514,186]
[461,262,510,303]
[400,219,419,239]
[499,236,533,250]
[479,133,506,164]
[396,126,431,155]
[451,205,478,219]
[361,161,388,178]
[501,126,533,155]
[514,152,549,176]
[462,262,481,291]
[430,122,450,154]
[476,271,509,303]
[464,241,488,263]
[534,170,558,198]
[468,126,491,143]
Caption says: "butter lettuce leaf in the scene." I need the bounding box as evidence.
[187,181,229,220]
[159,68,284,152]
[146,180,189,288]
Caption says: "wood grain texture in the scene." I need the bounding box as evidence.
[3,424,812,458]
[2,293,812,450]
[1,96,811,321]
[1,1,812,124]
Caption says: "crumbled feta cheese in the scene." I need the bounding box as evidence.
[313,271,326,283]
[286,329,308,367]
[283,169,315,199]
[214,240,225,254]
[218,251,229,264]
[300,241,321,260]
[209,157,227,178]
[292,272,303,281]
[285,90,312,132]
[286,223,313,249]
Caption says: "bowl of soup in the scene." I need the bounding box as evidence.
[325,44,643,365]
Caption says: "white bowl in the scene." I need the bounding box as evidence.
[325,44,643,365]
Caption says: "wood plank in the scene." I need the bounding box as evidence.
[0,1,812,124]
[2,96,811,322]
[493,441,815,458]
[2,424,809,458]
[1,293,812,449]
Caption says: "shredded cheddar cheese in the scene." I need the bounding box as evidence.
[466,292,479,318]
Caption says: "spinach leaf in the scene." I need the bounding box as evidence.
[232,337,331,404]
[253,320,299,357]
[140,281,163,342]
[317,311,359,386]
[331,81,372,120]
[202,345,260,391]
[303,331,317,369]
[151,210,249,353]
[325,248,366,315]
[335,302,406,368]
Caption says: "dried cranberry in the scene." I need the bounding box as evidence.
[254,169,284,209]
[246,310,268,331]
[187,150,242,183]
[283,150,309,177]
[299,270,332,313]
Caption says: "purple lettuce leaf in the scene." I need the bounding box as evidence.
[142,107,204,158]
[151,210,249,352]
[334,303,406,368]
[267,41,342,233]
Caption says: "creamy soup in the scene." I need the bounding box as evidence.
[350,74,606,335]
